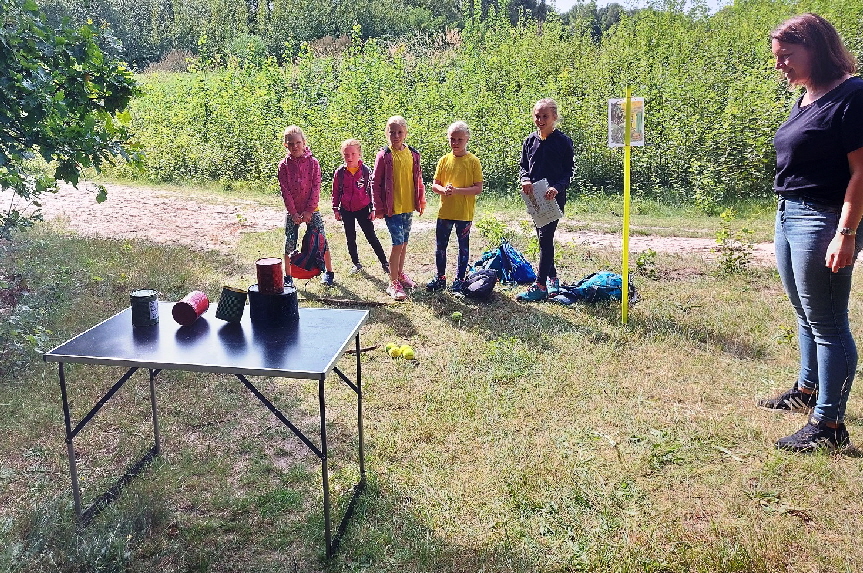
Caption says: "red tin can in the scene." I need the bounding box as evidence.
[172,291,210,326]
[255,257,285,294]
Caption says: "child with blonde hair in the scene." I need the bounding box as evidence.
[332,139,389,274]
[426,121,483,293]
[516,98,574,302]
[371,116,426,301]
[277,125,335,286]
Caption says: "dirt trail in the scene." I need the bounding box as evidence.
[2,182,776,265]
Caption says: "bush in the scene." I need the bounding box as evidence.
[120,0,863,207]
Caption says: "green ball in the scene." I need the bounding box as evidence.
[451,311,463,321]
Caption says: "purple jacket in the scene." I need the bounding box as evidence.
[371,145,426,217]
[332,162,373,212]
[278,147,321,217]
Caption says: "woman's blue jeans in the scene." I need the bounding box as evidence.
[775,196,862,423]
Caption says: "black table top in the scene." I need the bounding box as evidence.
[44,303,368,379]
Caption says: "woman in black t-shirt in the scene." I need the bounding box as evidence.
[758,13,863,452]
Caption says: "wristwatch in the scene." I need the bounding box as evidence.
[837,227,856,236]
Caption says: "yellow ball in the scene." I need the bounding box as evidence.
[451,311,463,321]
[385,342,397,353]
[402,347,416,360]
[388,346,402,358]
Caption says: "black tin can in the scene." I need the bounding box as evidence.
[248,284,298,327]
[130,289,159,327]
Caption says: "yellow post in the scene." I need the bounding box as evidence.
[621,87,632,325]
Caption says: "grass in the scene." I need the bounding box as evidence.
[1,188,861,573]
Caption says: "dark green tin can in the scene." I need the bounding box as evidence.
[130,289,159,326]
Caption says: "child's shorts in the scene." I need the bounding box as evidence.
[285,211,327,253]
[385,212,413,246]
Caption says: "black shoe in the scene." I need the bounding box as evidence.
[757,385,817,412]
[776,419,850,453]
[382,261,390,275]
[426,276,446,291]
[321,271,335,287]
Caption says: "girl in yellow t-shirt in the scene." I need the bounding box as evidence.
[371,116,427,301]
[426,121,483,294]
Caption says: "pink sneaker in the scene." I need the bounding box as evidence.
[398,272,416,289]
[386,281,407,301]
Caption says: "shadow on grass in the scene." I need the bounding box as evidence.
[326,473,545,572]
[626,312,768,360]
[80,444,160,526]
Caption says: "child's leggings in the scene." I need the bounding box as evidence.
[435,219,472,280]
[536,219,558,285]
[342,205,388,266]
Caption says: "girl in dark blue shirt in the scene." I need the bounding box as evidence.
[516,98,575,302]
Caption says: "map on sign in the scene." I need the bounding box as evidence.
[608,97,645,147]
[521,179,563,228]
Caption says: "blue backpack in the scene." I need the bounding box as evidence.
[470,240,536,284]
[550,271,638,305]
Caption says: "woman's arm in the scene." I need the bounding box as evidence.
[826,146,863,272]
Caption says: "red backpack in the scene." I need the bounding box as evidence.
[289,226,328,279]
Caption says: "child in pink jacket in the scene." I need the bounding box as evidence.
[277,125,334,286]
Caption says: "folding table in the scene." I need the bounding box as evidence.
[44,303,368,557]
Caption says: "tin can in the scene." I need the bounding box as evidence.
[215,286,248,323]
[172,290,209,326]
[255,257,285,294]
[130,289,159,327]
[248,284,299,327]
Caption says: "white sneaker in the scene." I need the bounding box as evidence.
[386,281,407,301]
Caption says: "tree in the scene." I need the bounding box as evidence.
[0,0,137,237]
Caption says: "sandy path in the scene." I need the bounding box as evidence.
[1,182,775,265]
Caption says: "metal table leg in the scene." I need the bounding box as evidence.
[58,364,161,522]
[59,362,83,518]
[318,374,332,556]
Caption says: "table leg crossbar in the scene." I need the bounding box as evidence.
[237,359,366,558]
[235,373,323,459]
[59,364,163,524]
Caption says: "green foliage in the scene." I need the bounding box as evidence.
[119,0,863,206]
[713,208,755,274]
[37,0,471,69]
[6,491,169,573]
[0,0,138,236]
[635,248,659,280]
[474,215,513,247]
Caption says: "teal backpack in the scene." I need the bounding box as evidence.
[550,272,638,305]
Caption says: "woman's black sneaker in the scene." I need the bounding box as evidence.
[775,419,850,453]
[757,385,817,412]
